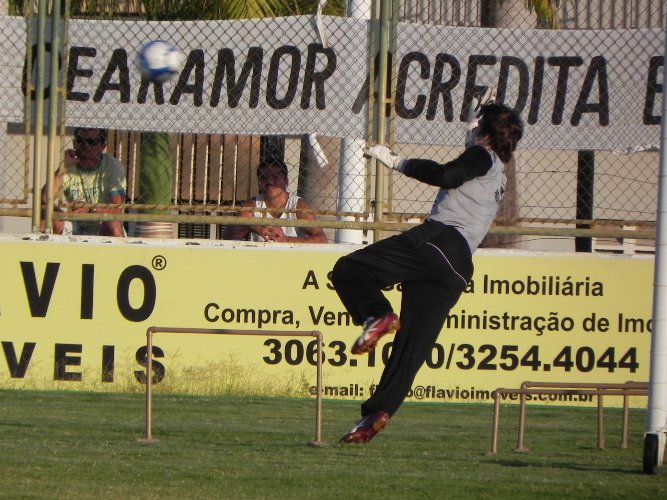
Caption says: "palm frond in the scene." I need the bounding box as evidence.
[523,0,559,28]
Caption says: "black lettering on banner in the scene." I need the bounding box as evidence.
[643,56,663,125]
[301,43,336,110]
[461,55,497,122]
[352,68,371,114]
[326,271,336,290]
[67,46,95,101]
[308,305,353,326]
[396,51,429,119]
[21,261,59,318]
[170,49,205,106]
[352,51,377,115]
[328,340,347,366]
[571,56,609,126]
[54,343,82,381]
[302,270,319,289]
[211,47,263,108]
[81,263,94,320]
[267,45,301,110]
[102,345,114,382]
[116,265,156,322]
[497,56,529,114]
[284,339,304,365]
[137,76,167,104]
[528,56,545,125]
[351,50,394,116]
[2,341,36,378]
[93,48,130,103]
[427,53,460,121]
[425,343,445,369]
[22,43,63,100]
[263,338,281,364]
[204,302,218,321]
[306,339,323,365]
[134,345,166,384]
[548,56,584,125]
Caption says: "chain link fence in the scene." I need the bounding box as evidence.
[0,0,663,250]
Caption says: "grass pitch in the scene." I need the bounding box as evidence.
[0,389,665,499]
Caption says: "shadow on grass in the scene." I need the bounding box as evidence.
[0,420,36,428]
[488,457,644,475]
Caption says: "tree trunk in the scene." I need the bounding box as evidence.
[134,132,174,238]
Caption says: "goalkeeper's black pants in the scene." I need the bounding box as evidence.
[331,220,473,417]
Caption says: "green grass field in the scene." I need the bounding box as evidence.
[0,389,665,499]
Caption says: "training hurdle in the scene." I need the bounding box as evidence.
[137,326,325,447]
[489,381,648,455]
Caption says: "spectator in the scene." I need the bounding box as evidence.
[228,160,327,243]
[42,127,127,236]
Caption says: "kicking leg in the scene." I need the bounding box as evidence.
[330,222,451,324]
[331,227,441,355]
[361,280,459,416]
[361,224,473,416]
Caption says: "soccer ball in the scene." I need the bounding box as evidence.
[137,40,185,83]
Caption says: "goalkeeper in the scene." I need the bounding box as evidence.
[331,97,524,444]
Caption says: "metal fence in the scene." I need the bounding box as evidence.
[0,0,663,250]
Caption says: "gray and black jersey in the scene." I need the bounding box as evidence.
[399,145,505,252]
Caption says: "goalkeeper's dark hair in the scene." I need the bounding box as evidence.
[477,104,523,164]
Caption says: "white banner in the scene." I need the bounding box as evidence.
[395,25,664,150]
[1,15,663,150]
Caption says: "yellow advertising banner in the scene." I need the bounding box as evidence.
[0,237,653,407]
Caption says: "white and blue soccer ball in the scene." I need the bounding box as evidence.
[137,40,185,83]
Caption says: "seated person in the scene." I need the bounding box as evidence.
[228,159,327,243]
[42,127,127,236]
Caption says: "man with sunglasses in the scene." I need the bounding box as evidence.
[43,127,127,236]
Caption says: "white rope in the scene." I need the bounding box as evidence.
[312,0,329,48]
[307,1,330,168]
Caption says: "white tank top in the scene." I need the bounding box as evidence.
[249,192,307,242]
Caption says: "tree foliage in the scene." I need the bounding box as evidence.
[10,1,555,27]
[520,0,559,28]
[137,0,346,20]
[6,0,346,19]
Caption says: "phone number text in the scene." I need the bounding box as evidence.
[262,339,639,373]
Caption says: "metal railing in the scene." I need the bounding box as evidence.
[138,326,325,446]
[490,381,649,455]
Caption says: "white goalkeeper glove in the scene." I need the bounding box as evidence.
[363,144,406,172]
[465,86,496,147]
[466,86,496,131]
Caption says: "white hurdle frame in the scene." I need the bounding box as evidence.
[137,326,325,446]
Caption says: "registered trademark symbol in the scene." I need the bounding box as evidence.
[151,255,167,270]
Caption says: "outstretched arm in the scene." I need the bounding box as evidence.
[364,144,493,190]
[401,146,493,189]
